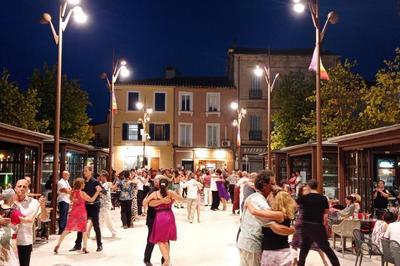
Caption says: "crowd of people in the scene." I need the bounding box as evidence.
[2,164,400,266]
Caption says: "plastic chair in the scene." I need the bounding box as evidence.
[381,238,395,266]
[353,229,383,266]
[332,219,361,257]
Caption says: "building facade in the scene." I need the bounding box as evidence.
[227,48,340,172]
[113,83,174,171]
[172,78,237,172]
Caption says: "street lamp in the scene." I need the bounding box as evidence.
[40,0,87,234]
[136,102,152,168]
[291,0,338,192]
[231,102,246,170]
[254,63,280,171]
[100,59,130,175]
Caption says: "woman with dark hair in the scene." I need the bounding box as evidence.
[215,169,230,211]
[144,178,183,266]
[371,211,395,250]
[291,185,328,266]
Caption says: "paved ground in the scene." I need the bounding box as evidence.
[31,204,382,266]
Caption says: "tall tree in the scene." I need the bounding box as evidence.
[301,60,368,140]
[361,48,400,127]
[29,64,94,144]
[0,69,47,131]
[271,72,314,149]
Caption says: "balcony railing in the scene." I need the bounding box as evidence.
[249,89,262,99]
[249,130,262,141]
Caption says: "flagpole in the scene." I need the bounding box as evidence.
[315,0,323,193]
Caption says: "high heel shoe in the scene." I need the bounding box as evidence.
[54,245,60,254]
[82,248,89,254]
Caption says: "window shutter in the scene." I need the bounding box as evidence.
[149,123,155,140]
[165,124,170,141]
[122,123,128,140]
[138,123,143,140]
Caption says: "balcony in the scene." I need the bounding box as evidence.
[249,89,262,99]
[249,130,262,141]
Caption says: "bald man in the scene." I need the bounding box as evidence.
[57,170,71,234]
[14,179,48,266]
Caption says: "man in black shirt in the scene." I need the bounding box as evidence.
[70,166,104,252]
[373,180,390,217]
[143,175,169,266]
[297,179,339,266]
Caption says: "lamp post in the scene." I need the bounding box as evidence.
[231,102,246,170]
[291,0,338,192]
[100,60,130,174]
[254,62,280,171]
[136,102,152,168]
[40,0,87,234]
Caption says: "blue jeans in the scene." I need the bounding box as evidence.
[58,201,69,234]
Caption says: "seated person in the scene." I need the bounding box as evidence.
[372,211,396,250]
[351,193,362,214]
[384,213,400,244]
[329,196,356,225]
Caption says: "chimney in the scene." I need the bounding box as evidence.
[165,66,177,79]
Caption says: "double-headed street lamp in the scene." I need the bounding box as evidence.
[254,63,280,171]
[136,102,152,168]
[100,60,130,174]
[291,0,338,192]
[40,0,87,233]
[231,102,247,170]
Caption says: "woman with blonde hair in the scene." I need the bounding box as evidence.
[261,189,296,266]
[54,178,102,254]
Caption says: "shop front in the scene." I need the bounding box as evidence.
[241,146,266,172]
[0,123,50,192]
[88,148,109,175]
[329,124,400,212]
[175,148,234,172]
[273,141,338,199]
[114,144,173,172]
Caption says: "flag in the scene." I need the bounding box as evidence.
[112,91,117,113]
[309,46,329,80]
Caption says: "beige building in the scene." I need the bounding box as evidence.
[113,82,174,171]
[227,48,340,172]
[172,76,237,172]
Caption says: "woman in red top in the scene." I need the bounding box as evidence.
[54,178,101,254]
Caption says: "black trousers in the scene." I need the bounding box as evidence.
[137,190,144,215]
[75,203,102,248]
[211,190,220,210]
[298,222,340,266]
[120,199,133,227]
[144,221,165,264]
[58,201,69,234]
[17,245,32,266]
[228,184,235,203]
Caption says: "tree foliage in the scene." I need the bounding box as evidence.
[361,48,400,127]
[301,60,368,140]
[29,64,93,144]
[0,69,48,131]
[271,72,314,149]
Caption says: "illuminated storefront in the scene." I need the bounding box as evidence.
[175,148,234,172]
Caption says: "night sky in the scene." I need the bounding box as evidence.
[1,1,399,123]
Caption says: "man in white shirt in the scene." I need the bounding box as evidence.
[210,173,219,211]
[57,170,71,234]
[136,170,146,216]
[14,179,48,266]
[184,173,203,223]
[384,220,400,244]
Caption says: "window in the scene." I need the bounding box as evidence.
[128,124,139,140]
[249,75,262,99]
[149,124,170,141]
[249,116,262,140]
[180,92,192,112]
[179,123,192,147]
[154,92,166,112]
[206,93,220,112]
[127,92,139,111]
[207,124,220,147]
[122,123,142,141]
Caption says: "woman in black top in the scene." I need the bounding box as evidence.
[373,180,390,218]
[261,190,296,266]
